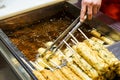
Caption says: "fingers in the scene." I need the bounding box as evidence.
[93,4,101,15]
[80,1,87,22]
[80,0,102,21]
[87,4,93,20]
[93,5,98,15]
[97,4,101,13]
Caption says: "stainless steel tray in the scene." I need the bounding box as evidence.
[0,1,119,79]
[0,29,37,80]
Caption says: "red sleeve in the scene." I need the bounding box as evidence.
[100,0,120,21]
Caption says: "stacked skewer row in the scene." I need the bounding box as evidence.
[28,27,120,80]
[22,21,120,80]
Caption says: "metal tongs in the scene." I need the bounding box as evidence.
[35,16,88,70]
[39,16,87,59]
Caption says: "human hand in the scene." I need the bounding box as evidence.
[80,0,102,22]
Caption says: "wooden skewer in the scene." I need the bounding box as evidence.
[20,58,46,80]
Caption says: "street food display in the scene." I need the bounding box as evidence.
[30,37,120,80]
[4,15,120,80]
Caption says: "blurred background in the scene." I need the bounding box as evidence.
[101,0,120,21]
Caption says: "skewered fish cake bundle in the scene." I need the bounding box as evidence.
[32,38,119,80]
[90,29,115,45]
[37,47,82,80]
[64,47,99,79]
[84,38,119,66]
[76,42,109,74]
[31,60,68,80]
